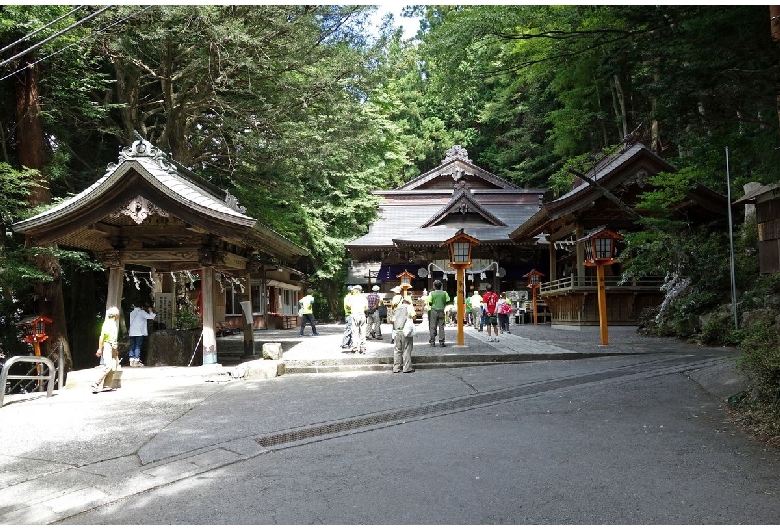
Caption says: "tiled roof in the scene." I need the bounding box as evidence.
[347,203,540,247]
[347,145,545,249]
[14,139,255,231]
[552,142,673,206]
[12,138,308,259]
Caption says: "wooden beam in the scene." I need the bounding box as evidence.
[88,222,120,236]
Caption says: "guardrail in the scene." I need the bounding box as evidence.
[1,355,56,407]
[0,341,64,408]
[540,275,665,294]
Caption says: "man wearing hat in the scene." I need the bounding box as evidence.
[348,285,369,354]
[388,285,403,343]
[366,285,384,340]
[392,297,416,373]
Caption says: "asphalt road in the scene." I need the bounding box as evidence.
[2,350,779,524]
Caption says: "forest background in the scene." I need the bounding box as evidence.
[1,5,780,434]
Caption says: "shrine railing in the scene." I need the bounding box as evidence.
[540,275,665,295]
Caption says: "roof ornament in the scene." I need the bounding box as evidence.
[123,195,168,224]
[225,191,247,214]
[452,168,465,181]
[442,145,471,164]
[106,132,180,176]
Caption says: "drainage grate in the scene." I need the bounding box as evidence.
[256,356,717,448]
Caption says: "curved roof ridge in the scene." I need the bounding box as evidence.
[421,180,506,228]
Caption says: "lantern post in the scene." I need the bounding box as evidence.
[20,315,53,389]
[396,269,415,299]
[577,227,623,345]
[441,229,481,346]
[523,269,545,325]
[20,315,53,358]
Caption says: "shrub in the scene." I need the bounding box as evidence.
[736,320,780,407]
[699,312,743,346]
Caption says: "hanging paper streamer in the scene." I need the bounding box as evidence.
[142,274,154,290]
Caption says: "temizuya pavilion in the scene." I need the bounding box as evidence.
[12,137,308,364]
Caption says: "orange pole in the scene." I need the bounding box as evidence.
[597,263,609,345]
[457,266,465,346]
[532,287,538,325]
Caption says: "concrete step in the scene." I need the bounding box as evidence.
[64,359,285,390]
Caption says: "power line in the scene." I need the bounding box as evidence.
[0,6,153,83]
[0,5,113,70]
[0,6,86,56]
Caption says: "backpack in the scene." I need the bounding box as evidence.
[483,292,499,314]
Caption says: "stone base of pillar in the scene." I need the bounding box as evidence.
[147,329,203,366]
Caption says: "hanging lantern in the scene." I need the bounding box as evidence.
[441,228,480,267]
[577,226,623,266]
[396,269,415,293]
[523,269,545,288]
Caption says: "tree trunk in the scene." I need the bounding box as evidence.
[15,62,48,204]
[14,59,72,372]
[771,6,780,139]
[651,58,661,152]
[613,74,628,140]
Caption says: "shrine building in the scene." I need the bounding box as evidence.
[345,145,549,309]
[12,137,309,364]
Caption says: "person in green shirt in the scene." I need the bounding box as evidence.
[340,286,355,350]
[298,288,318,337]
[427,279,451,347]
[92,306,120,394]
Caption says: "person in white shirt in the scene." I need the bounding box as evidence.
[128,302,156,367]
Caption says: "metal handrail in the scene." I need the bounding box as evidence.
[540,275,665,294]
[0,355,56,408]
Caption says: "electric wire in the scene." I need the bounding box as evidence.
[0,5,153,83]
[0,5,113,70]
[0,6,86,56]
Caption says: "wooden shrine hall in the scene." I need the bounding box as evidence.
[509,141,727,328]
[345,145,549,302]
[12,137,309,364]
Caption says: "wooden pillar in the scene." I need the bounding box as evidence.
[240,271,256,359]
[101,251,124,315]
[596,262,609,345]
[548,239,557,281]
[201,265,217,364]
[106,267,124,311]
[576,225,586,280]
[456,266,466,346]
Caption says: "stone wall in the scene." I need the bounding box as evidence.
[147,329,202,366]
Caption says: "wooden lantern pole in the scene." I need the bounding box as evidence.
[596,262,608,345]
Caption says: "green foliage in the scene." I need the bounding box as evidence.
[174,307,202,331]
[737,320,780,407]
[699,313,744,346]
[0,164,35,224]
[621,223,737,337]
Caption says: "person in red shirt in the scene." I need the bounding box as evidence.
[482,284,500,342]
